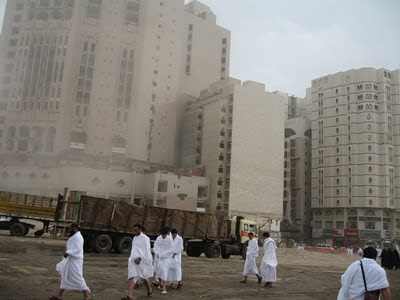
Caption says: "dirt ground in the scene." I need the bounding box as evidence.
[0,233,399,300]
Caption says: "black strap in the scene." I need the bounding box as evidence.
[360,260,368,292]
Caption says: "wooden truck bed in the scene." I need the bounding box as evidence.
[0,191,58,221]
[56,195,229,240]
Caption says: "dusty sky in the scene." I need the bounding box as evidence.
[1,0,399,97]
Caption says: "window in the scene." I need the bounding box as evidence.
[336,221,344,229]
[16,3,24,10]
[325,221,333,229]
[365,210,375,216]
[126,0,140,24]
[315,210,322,216]
[365,222,375,230]
[325,210,333,216]
[315,221,322,229]
[87,0,102,19]
[336,210,343,216]
[197,186,207,198]
[158,180,168,193]
[368,167,372,173]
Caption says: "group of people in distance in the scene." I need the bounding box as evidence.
[241,232,278,288]
[124,224,184,299]
[380,246,400,270]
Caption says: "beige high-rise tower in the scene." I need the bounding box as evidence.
[0,0,230,199]
[310,68,400,246]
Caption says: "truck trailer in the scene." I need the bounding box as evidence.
[55,193,258,259]
[0,191,58,236]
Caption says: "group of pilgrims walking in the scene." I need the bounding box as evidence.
[48,223,278,299]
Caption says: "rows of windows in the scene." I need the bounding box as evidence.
[2,126,55,152]
[185,24,193,75]
[28,0,75,21]
[74,41,96,119]
[116,48,134,123]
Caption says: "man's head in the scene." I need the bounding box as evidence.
[248,232,254,240]
[161,228,168,239]
[69,223,79,236]
[363,247,378,260]
[263,232,270,239]
[171,228,178,239]
[165,226,171,234]
[133,223,142,236]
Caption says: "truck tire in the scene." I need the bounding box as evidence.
[186,243,202,257]
[221,253,231,259]
[10,223,25,237]
[114,236,132,254]
[83,236,91,252]
[91,234,113,253]
[205,243,221,258]
[23,226,30,236]
[241,244,248,260]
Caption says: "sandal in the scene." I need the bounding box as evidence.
[258,277,262,284]
[134,283,139,289]
[121,296,133,300]
[161,290,167,295]
[176,282,183,290]
[147,289,153,297]
[240,280,247,283]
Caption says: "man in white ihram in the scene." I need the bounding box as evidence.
[122,223,153,299]
[241,232,262,284]
[50,223,90,300]
[154,228,174,294]
[167,228,184,289]
[338,246,391,300]
[260,232,277,288]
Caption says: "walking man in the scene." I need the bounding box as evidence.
[50,223,90,300]
[122,224,153,299]
[338,247,391,300]
[154,228,174,294]
[241,232,262,284]
[168,228,184,289]
[260,232,277,288]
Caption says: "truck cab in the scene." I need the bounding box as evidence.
[229,217,258,244]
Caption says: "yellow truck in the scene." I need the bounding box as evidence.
[0,191,58,236]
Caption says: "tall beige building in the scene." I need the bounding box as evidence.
[180,78,285,226]
[310,68,400,246]
[0,0,230,200]
[282,116,312,241]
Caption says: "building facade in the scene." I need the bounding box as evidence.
[0,0,229,203]
[310,68,400,246]
[281,116,312,241]
[180,78,285,226]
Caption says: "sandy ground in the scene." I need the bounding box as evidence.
[0,232,399,300]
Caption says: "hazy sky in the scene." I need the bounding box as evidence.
[1,0,399,97]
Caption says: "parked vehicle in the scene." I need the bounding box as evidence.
[0,191,58,237]
[55,193,256,258]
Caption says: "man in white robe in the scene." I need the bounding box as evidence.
[122,223,153,299]
[337,247,391,300]
[168,228,184,289]
[260,232,277,288]
[241,232,262,284]
[50,223,90,300]
[154,228,174,294]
